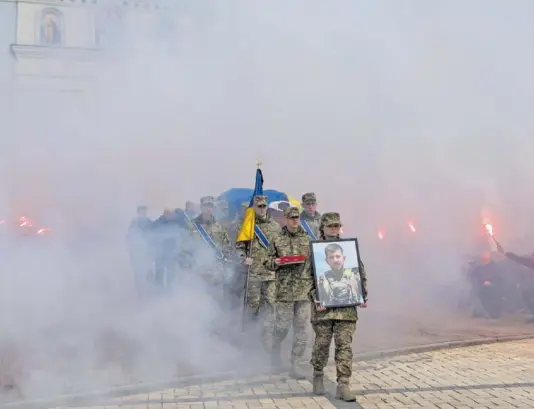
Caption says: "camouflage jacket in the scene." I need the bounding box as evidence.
[300,211,321,239]
[310,235,368,322]
[265,226,313,301]
[228,216,243,246]
[236,215,281,281]
[180,215,233,279]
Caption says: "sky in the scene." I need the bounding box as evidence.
[1,0,534,402]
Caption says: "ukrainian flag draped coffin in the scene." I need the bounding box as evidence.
[235,168,265,243]
[218,187,289,221]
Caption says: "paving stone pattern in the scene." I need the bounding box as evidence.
[52,339,534,409]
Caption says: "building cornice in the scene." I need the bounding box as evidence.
[0,0,169,9]
[11,44,106,61]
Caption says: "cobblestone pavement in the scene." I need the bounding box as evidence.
[52,339,534,409]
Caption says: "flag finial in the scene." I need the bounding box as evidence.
[256,159,262,168]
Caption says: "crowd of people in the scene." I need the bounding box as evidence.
[126,192,368,402]
[465,241,534,319]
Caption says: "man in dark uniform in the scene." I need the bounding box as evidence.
[467,252,506,318]
[126,205,153,296]
[152,208,187,292]
[496,242,534,314]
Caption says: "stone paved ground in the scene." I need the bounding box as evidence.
[52,339,534,409]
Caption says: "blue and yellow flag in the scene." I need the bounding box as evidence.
[236,166,264,242]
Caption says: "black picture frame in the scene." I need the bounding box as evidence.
[310,237,364,308]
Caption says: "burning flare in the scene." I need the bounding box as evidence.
[408,222,416,233]
[378,230,384,240]
[19,216,33,227]
[484,223,494,236]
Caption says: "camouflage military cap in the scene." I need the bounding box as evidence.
[301,192,317,204]
[321,212,342,226]
[253,195,268,206]
[200,196,216,206]
[216,199,229,209]
[284,206,300,218]
[241,201,249,209]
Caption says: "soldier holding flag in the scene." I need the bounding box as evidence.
[235,162,281,351]
[236,195,281,350]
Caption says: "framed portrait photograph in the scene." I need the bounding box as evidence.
[310,238,365,308]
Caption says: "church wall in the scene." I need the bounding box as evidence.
[16,1,93,48]
[13,1,97,93]
[10,0,179,94]
[0,0,16,81]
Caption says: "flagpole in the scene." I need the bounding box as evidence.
[242,160,262,332]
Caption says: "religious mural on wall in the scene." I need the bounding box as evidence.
[39,8,63,46]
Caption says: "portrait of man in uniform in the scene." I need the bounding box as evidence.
[311,239,364,308]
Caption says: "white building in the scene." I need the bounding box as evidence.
[0,0,179,95]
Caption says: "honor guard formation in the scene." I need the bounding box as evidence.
[126,166,368,402]
[124,164,534,403]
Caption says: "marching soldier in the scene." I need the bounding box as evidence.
[152,208,185,291]
[265,206,313,379]
[215,199,231,230]
[185,201,199,219]
[237,196,281,350]
[126,205,153,296]
[186,196,233,290]
[300,192,321,239]
[229,202,249,245]
[310,212,368,402]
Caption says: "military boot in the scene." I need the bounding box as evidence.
[335,384,356,402]
[289,361,306,380]
[312,373,325,395]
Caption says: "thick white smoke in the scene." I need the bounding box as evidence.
[0,0,534,402]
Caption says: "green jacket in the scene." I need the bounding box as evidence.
[265,226,313,301]
[300,210,321,238]
[310,235,368,322]
[236,214,281,281]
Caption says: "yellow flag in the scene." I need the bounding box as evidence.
[236,167,264,242]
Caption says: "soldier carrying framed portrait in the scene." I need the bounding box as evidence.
[310,238,365,308]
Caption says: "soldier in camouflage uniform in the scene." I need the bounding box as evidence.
[300,192,321,239]
[215,199,231,230]
[236,196,281,350]
[229,201,249,246]
[185,201,199,219]
[265,206,313,379]
[310,212,368,402]
[186,196,233,293]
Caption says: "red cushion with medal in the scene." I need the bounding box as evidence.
[278,255,307,265]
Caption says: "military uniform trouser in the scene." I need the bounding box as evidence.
[154,258,177,290]
[273,301,309,363]
[246,280,276,349]
[130,253,153,296]
[475,284,504,319]
[311,320,356,385]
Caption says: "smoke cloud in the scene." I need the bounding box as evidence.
[0,0,534,402]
